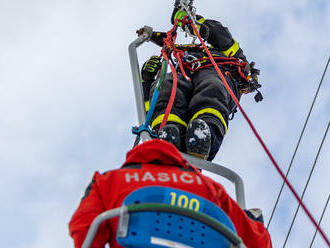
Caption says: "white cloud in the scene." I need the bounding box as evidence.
[0,0,329,247]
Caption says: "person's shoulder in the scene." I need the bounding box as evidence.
[200,172,226,189]
[92,168,120,180]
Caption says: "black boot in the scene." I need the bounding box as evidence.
[158,124,183,150]
[207,122,225,161]
[185,119,211,160]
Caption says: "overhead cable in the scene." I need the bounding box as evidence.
[267,56,330,229]
[283,120,330,247]
[310,193,330,247]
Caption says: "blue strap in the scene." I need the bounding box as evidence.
[131,89,160,139]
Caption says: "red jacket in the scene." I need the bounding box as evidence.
[69,139,272,248]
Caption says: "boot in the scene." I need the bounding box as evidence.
[158,124,182,150]
[185,119,211,160]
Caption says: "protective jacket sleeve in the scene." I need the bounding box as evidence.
[69,172,110,248]
[215,184,272,248]
[198,17,247,61]
[142,79,152,112]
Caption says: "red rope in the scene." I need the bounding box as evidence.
[158,20,180,131]
[175,49,191,81]
[190,22,330,246]
[159,51,178,131]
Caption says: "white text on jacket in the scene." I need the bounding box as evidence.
[125,172,202,185]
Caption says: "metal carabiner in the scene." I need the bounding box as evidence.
[185,54,201,70]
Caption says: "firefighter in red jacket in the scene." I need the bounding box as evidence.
[69,139,272,247]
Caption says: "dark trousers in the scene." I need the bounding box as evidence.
[150,67,240,160]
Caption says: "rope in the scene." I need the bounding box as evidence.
[267,56,330,229]
[158,18,194,131]
[189,21,330,247]
[310,193,330,247]
[158,20,180,131]
[159,52,178,131]
[283,120,330,247]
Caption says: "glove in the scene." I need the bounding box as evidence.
[172,0,195,24]
[171,9,188,27]
[244,62,260,82]
[141,56,162,82]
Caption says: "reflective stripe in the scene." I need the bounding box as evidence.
[190,108,228,134]
[145,101,150,112]
[196,17,206,32]
[198,17,206,24]
[222,40,240,57]
[151,114,187,129]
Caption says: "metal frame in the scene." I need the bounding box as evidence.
[82,207,122,248]
[82,205,246,248]
[128,26,246,209]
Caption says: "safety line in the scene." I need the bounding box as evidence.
[159,53,178,131]
[283,120,330,247]
[190,22,330,246]
[267,55,330,229]
[159,20,180,131]
[310,193,330,247]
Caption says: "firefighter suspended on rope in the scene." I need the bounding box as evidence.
[139,0,262,161]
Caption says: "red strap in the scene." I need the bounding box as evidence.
[159,51,178,131]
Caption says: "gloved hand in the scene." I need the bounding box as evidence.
[171,0,191,25]
[141,56,162,82]
[171,8,188,26]
[244,62,260,82]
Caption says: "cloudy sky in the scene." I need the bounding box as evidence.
[0,0,329,247]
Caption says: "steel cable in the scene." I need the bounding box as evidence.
[283,120,330,247]
[310,193,330,247]
[267,56,330,230]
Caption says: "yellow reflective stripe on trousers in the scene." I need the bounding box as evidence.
[151,114,188,129]
[190,108,228,134]
[144,101,150,112]
[222,40,240,57]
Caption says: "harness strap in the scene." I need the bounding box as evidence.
[183,57,249,80]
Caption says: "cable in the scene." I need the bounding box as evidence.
[310,193,330,247]
[190,22,330,246]
[283,120,330,247]
[267,55,330,229]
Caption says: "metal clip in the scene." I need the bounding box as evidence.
[185,54,201,70]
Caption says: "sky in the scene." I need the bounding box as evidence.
[0,0,329,247]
